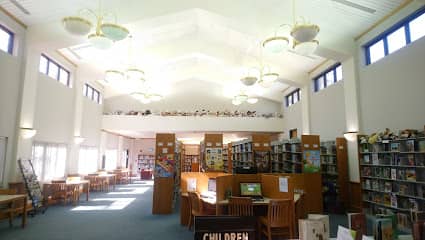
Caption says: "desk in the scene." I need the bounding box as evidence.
[96,174,116,191]
[65,180,90,202]
[0,194,27,228]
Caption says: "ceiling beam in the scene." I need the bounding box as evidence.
[0,6,27,29]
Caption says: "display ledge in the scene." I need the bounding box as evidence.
[320,154,337,156]
[360,151,425,154]
[321,163,337,165]
[360,164,425,168]
[361,176,425,184]
[363,200,411,212]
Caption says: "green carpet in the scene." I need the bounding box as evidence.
[0,180,347,239]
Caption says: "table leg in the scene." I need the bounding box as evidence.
[86,183,89,201]
[22,196,27,228]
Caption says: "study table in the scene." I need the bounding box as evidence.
[0,194,28,228]
[65,180,90,202]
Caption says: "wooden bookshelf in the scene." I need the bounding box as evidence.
[320,138,348,213]
[152,133,176,214]
[201,134,224,172]
[223,143,232,173]
[181,144,200,172]
[232,134,271,173]
[358,132,425,232]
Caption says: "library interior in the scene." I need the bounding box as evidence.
[0,0,425,240]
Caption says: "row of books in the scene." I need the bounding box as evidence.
[362,166,424,181]
[321,155,337,164]
[361,139,425,153]
[362,153,425,166]
[363,192,422,211]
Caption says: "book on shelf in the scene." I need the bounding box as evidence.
[409,198,419,211]
[364,179,371,189]
[391,169,397,180]
[407,154,415,166]
[406,169,416,181]
[419,140,425,152]
[373,218,393,240]
[406,139,415,152]
[384,182,392,192]
[390,193,397,208]
[372,153,379,165]
[347,213,366,240]
[398,169,406,180]
[391,142,400,152]
[363,155,370,164]
[336,225,356,240]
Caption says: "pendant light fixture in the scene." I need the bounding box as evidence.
[62,0,129,49]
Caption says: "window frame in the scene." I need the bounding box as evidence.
[83,83,102,104]
[365,6,425,65]
[39,54,71,87]
[0,24,14,55]
[285,88,301,107]
[313,63,342,93]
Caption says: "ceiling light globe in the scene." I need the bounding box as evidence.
[262,37,289,54]
[126,68,145,81]
[130,92,144,100]
[141,97,151,104]
[293,40,319,56]
[101,23,130,41]
[291,24,320,43]
[261,72,279,83]
[247,97,258,104]
[88,33,113,50]
[105,70,124,83]
[62,17,92,36]
[240,76,258,86]
[232,99,242,106]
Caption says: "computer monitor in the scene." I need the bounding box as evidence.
[240,182,262,197]
[208,178,216,192]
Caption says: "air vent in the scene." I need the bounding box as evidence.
[9,0,30,15]
[331,0,376,14]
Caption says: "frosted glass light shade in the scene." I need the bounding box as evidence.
[105,70,124,83]
[125,68,145,81]
[258,80,274,88]
[293,40,319,55]
[262,36,289,54]
[262,72,279,83]
[247,97,258,104]
[235,94,248,102]
[291,24,320,43]
[232,98,242,106]
[62,17,92,36]
[240,76,258,86]
[100,23,129,41]
[88,33,113,49]
[20,128,37,139]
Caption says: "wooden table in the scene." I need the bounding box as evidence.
[96,174,116,190]
[65,180,90,202]
[0,194,27,228]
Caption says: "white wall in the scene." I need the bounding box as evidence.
[0,11,26,186]
[80,98,103,146]
[104,78,282,115]
[358,37,425,133]
[33,74,75,143]
[282,92,303,139]
[309,82,346,141]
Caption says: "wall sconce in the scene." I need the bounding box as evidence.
[74,136,85,144]
[20,127,37,139]
[344,131,358,141]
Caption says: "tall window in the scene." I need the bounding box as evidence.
[313,63,343,92]
[32,142,67,181]
[365,6,425,65]
[78,146,98,174]
[39,54,71,87]
[0,24,13,54]
[285,88,301,107]
[105,150,117,171]
[83,83,102,104]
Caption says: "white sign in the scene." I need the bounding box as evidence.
[158,142,163,146]
[167,142,173,146]
[216,142,222,147]
[337,226,356,240]
[187,178,197,191]
[206,142,212,147]
[279,177,288,192]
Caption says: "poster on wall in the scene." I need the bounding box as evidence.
[303,150,321,173]
[205,148,223,171]
[155,154,175,177]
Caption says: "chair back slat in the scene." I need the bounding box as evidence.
[188,192,202,216]
[268,199,293,228]
[228,197,253,216]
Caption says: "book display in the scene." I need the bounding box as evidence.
[321,138,349,213]
[200,134,223,172]
[182,155,199,172]
[232,134,271,173]
[358,128,425,232]
[138,154,155,179]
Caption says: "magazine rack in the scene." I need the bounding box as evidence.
[17,159,47,214]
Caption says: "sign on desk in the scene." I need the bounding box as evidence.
[194,216,256,240]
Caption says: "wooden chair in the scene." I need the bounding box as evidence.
[49,183,74,205]
[85,175,102,191]
[228,197,253,216]
[258,199,295,240]
[0,189,18,226]
[188,191,203,231]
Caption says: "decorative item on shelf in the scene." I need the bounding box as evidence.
[62,0,129,49]
[74,136,85,144]
[344,131,359,141]
[20,127,37,139]
[262,0,319,55]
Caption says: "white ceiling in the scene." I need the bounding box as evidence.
[0,0,409,102]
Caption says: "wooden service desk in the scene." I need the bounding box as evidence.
[0,194,27,228]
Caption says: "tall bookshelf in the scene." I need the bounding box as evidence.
[181,144,200,172]
[200,134,223,172]
[138,154,155,179]
[223,143,232,173]
[270,135,320,173]
[232,134,271,173]
[321,138,348,213]
[358,133,425,232]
